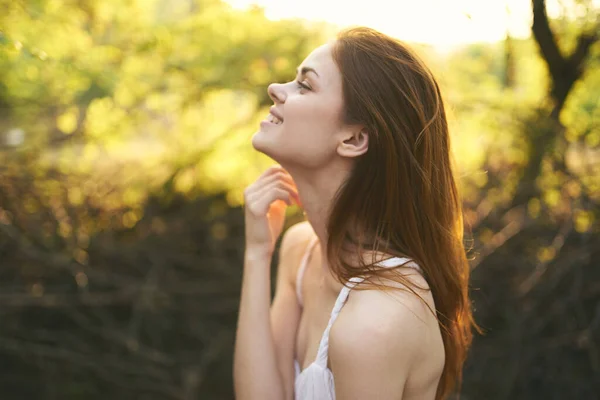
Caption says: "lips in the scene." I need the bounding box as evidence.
[267,113,283,124]
[269,106,284,123]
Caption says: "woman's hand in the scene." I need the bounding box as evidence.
[244,165,301,256]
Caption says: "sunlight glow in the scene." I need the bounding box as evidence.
[226,0,576,49]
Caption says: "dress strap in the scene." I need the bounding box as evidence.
[313,257,421,367]
[296,236,319,308]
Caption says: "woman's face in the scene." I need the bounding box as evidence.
[251,42,348,169]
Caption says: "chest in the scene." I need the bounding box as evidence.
[294,257,339,371]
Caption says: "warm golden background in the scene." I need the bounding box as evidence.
[0,0,598,399]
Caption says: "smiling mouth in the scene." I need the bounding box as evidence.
[267,113,283,124]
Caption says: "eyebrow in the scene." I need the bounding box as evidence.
[296,66,319,78]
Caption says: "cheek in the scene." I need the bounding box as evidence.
[285,96,342,139]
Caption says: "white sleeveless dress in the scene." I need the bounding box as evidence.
[293,236,423,400]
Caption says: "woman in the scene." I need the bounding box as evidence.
[234,27,478,400]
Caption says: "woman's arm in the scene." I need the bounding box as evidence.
[234,222,310,400]
[234,249,285,400]
[270,222,313,399]
[233,166,301,400]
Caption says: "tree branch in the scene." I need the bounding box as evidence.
[532,0,565,84]
[568,29,600,78]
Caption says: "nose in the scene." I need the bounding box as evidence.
[268,82,287,104]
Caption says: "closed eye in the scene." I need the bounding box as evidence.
[296,80,311,92]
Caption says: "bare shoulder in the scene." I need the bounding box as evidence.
[329,273,444,397]
[277,221,316,280]
[331,276,437,360]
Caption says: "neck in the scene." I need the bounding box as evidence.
[284,160,395,293]
[284,160,351,287]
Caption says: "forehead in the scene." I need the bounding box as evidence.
[300,42,340,83]
[304,42,334,63]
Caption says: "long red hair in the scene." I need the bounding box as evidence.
[325,27,481,399]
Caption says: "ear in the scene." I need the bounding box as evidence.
[336,128,369,158]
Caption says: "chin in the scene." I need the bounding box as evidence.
[251,130,267,151]
[251,132,278,159]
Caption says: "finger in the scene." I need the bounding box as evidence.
[257,164,287,180]
[245,170,296,199]
[247,187,294,216]
[263,178,298,200]
[260,170,296,190]
[248,179,300,211]
[247,179,299,208]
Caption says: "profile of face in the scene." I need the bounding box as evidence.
[251,42,368,170]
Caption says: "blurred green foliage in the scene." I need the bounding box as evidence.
[1,0,598,220]
[0,0,331,207]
